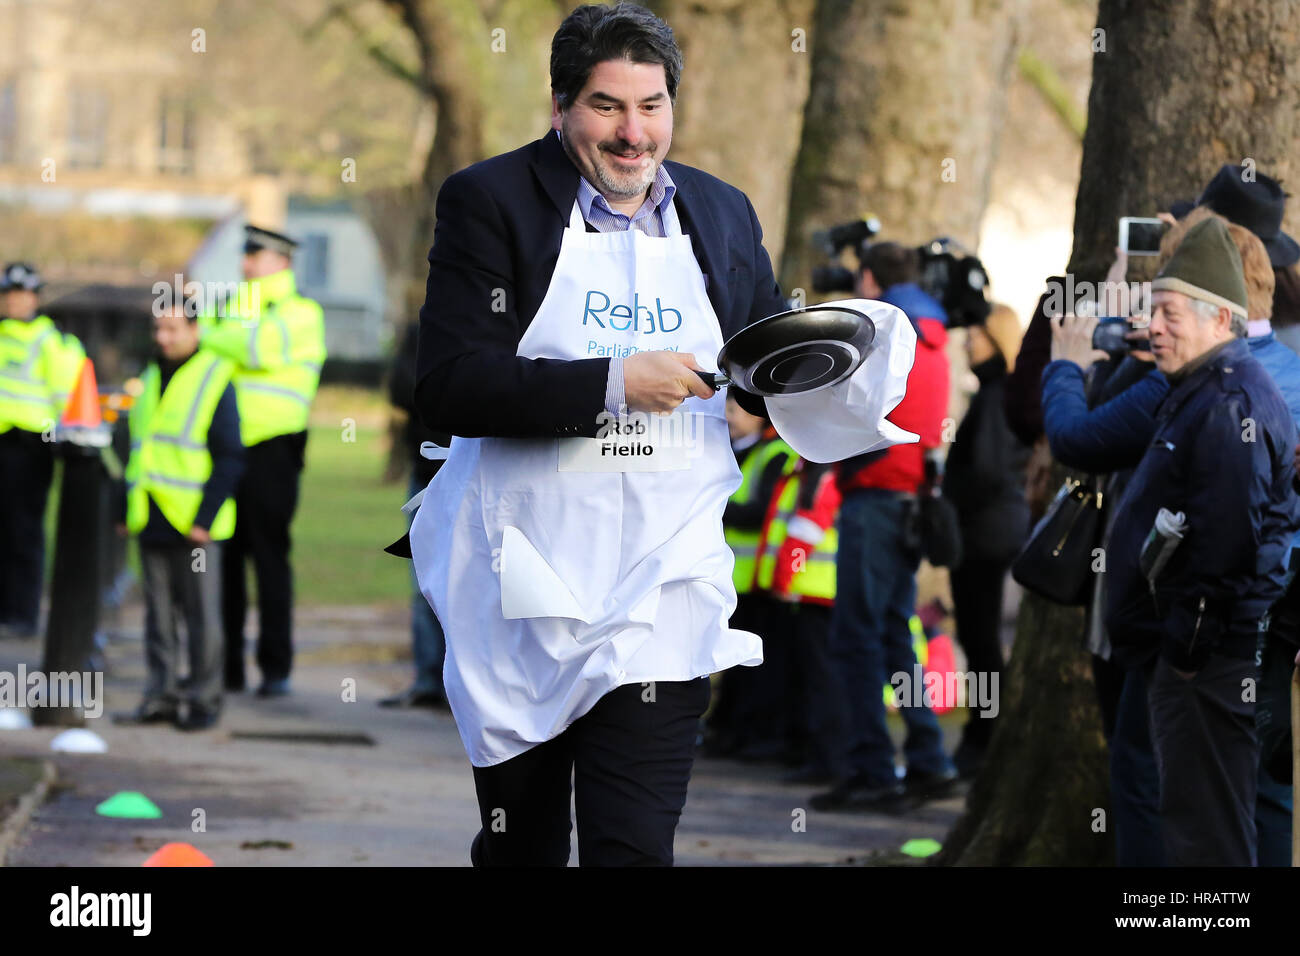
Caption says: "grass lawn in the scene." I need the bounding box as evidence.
[294,420,412,609]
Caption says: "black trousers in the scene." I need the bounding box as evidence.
[0,429,54,633]
[223,430,306,686]
[469,677,711,867]
[787,602,842,773]
[1146,652,1259,866]
[949,557,1009,751]
[727,594,798,757]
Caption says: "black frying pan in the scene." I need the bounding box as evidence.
[695,304,876,397]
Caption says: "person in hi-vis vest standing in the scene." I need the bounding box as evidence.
[408,3,791,866]
[199,225,326,697]
[116,296,245,730]
[0,262,85,638]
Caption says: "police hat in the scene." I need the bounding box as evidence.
[242,224,299,258]
[0,262,44,292]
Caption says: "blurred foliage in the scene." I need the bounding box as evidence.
[0,205,212,280]
[88,0,429,195]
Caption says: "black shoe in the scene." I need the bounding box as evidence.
[378,688,445,710]
[177,708,220,732]
[902,767,960,801]
[255,678,290,697]
[225,676,246,693]
[810,776,908,813]
[113,703,179,726]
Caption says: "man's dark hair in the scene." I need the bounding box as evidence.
[1272,265,1300,328]
[859,242,920,291]
[551,3,683,110]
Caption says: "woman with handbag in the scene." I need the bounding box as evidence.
[942,304,1031,778]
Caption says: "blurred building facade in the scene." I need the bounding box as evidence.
[0,0,387,381]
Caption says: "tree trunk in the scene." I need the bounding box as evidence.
[941,0,1300,866]
[1068,0,1300,285]
[778,0,1024,300]
[646,0,815,259]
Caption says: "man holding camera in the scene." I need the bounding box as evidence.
[812,242,957,811]
[1104,218,1300,866]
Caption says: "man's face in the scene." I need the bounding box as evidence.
[153,307,199,362]
[2,289,39,319]
[242,248,290,280]
[856,269,881,300]
[1147,290,1231,374]
[552,58,673,210]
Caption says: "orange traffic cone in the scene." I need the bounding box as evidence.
[60,358,102,428]
[142,842,214,867]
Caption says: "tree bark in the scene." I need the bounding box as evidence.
[941,0,1300,866]
[1068,0,1300,285]
[646,0,815,259]
[778,0,1025,300]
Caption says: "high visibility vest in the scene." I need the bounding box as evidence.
[199,268,325,446]
[724,437,796,594]
[756,473,839,601]
[126,351,237,540]
[0,315,86,435]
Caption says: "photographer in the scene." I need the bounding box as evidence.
[813,242,957,812]
[1104,218,1298,866]
[1044,209,1300,866]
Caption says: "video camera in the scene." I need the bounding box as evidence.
[809,219,992,328]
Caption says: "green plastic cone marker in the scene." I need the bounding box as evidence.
[900,838,942,858]
[95,791,162,819]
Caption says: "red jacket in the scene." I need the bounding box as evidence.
[770,464,841,605]
[840,316,950,494]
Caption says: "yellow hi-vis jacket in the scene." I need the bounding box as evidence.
[756,469,839,603]
[724,436,796,594]
[199,268,325,446]
[126,350,237,540]
[0,315,86,435]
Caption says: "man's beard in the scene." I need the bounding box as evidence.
[561,119,658,199]
[589,141,658,199]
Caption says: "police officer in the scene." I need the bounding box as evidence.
[0,263,86,637]
[199,226,326,696]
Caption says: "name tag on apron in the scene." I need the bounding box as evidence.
[558,434,690,472]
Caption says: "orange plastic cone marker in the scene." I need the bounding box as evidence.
[142,842,214,867]
[60,358,103,428]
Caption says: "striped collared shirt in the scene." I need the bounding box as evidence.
[576,164,679,238]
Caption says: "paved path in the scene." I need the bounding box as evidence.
[0,605,960,866]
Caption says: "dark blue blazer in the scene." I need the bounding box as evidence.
[414,130,785,438]
[1103,339,1300,670]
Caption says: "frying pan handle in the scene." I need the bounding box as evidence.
[695,370,729,391]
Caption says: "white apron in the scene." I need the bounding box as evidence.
[411,199,762,768]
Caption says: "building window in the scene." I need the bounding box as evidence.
[158,95,194,174]
[0,79,15,164]
[67,86,108,169]
[297,233,329,291]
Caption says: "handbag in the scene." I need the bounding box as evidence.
[1011,474,1105,606]
[908,456,963,568]
[918,489,963,568]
